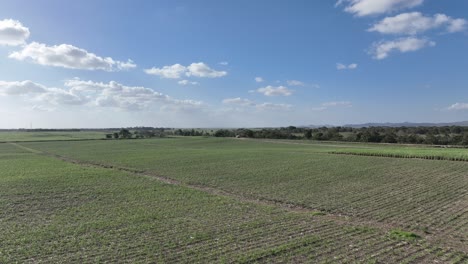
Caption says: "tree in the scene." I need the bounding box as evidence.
[313,132,324,140]
[119,129,132,139]
[214,129,235,137]
[462,133,468,146]
[105,134,112,139]
[382,132,397,143]
[113,132,119,139]
[304,130,312,140]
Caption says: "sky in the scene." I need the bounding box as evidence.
[0,0,467,128]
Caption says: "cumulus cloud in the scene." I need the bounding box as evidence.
[336,63,358,70]
[0,80,47,95]
[9,42,136,71]
[0,19,30,46]
[286,80,305,86]
[369,12,467,35]
[255,77,264,83]
[1,78,204,111]
[447,18,468,33]
[65,79,203,111]
[38,87,86,105]
[145,62,226,79]
[186,62,227,78]
[370,37,435,59]
[0,80,85,105]
[447,103,468,111]
[256,86,293,96]
[336,0,424,17]
[144,64,186,79]
[222,97,255,107]
[178,80,199,86]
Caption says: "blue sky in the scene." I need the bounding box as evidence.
[0,0,467,128]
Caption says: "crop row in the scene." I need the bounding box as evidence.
[19,139,468,251]
[330,150,468,162]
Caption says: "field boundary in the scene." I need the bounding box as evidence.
[236,137,468,149]
[330,151,468,162]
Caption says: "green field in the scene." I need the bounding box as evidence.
[1,136,467,262]
[0,131,108,142]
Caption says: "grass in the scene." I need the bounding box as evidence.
[389,230,421,240]
[310,211,326,216]
[1,137,467,262]
[0,131,108,142]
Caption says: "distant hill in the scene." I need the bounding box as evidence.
[342,121,468,128]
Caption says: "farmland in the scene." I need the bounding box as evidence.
[1,135,467,262]
[0,131,107,142]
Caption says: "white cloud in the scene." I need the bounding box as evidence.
[311,101,352,111]
[219,61,228,65]
[311,106,327,112]
[0,80,85,105]
[68,79,205,111]
[256,103,292,111]
[336,63,358,70]
[223,97,255,106]
[186,62,227,78]
[447,18,468,33]
[370,37,435,59]
[369,12,467,35]
[0,80,47,95]
[222,97,255,106]
[145,62,226,79]
[31,105,55,112]
[38,88,86,105]
[336,0,424,17]
[1,79,204,111]
[256,86,293,96]
[287,80,305,86]
[9,42,136,71]
[144,63,186,79]
[222,97,291,111]
[322,101,353,107]
[0,19,30,46]
[447,103,468,111]
[178,80,199,86]
[255,77,264,83]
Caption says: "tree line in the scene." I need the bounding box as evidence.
[212,126,468,146]
[106,126,468,146]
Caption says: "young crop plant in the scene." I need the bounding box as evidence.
[389,229,421,241]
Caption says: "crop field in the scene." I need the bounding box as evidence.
[0,131,108,142]
[329,145,468,161]
[1,136,467,263]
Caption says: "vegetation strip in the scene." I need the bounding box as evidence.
[330,150,468,162]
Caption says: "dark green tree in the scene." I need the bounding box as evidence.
[119,129,132,139]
